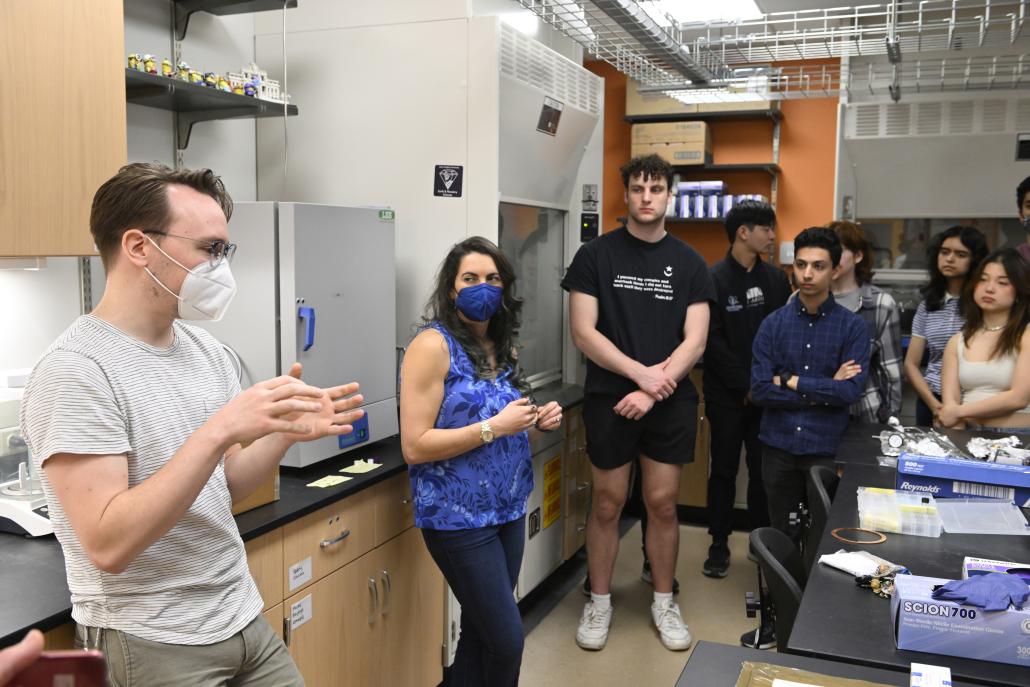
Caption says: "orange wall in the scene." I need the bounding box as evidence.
[585,59,840,265]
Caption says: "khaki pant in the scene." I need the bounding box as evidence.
[75,615,303,687]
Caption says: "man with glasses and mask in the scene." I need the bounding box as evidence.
[1015,175,1030,264]
[20,163,364,686]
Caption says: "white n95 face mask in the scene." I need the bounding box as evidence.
[144,237,237,321]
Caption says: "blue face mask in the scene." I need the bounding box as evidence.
[455,283,503,322]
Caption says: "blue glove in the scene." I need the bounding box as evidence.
[931,573,1030,612]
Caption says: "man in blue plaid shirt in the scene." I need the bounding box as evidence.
[750,227,870,536]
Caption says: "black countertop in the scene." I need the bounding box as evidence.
[0,383,584,647]
[789,437,1030,686]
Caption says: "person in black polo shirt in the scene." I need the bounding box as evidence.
[702,201,791,580]
[562,154,714,652]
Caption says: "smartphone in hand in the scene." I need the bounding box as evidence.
[10,650,105,687]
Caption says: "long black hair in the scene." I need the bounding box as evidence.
[422,237,530,394]
[961,248,1030,360]
[920,225,988,312]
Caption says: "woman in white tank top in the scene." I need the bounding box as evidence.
[938,248,1030,433]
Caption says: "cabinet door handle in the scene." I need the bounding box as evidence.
[576,482,591,492]
[576,523,587,533]
[320,529,350,549]
[400,497,411,505]
[368,577,379,625]
[380,569,392,615]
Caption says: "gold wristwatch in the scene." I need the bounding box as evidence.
[480,421,495,444]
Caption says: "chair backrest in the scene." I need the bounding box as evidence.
[804,465,840,572]
[750,527,806,650]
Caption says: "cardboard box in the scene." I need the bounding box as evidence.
[630,122,711,165]
[962,556,1030,580]
[891,574,1030,667]
[625,79,698,117]
[231,470,280,515]
[896,452,1030,507]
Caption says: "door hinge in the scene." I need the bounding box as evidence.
[283,617,291,647]
[441,643,447,666]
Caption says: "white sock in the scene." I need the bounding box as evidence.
[654,591,673,607]
[590,592,611,610]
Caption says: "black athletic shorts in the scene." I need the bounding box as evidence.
[582,393,698,470]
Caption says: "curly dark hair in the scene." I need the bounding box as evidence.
[920,225,988,312]
[961,248,1030,360]
[421,237,530,394]
[620,154,674,190]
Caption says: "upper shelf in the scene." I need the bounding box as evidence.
[674,163,780,176]
[174,0,298,40]
[625,109,782,124]
[125,69,297,149]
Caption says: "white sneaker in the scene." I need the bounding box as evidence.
[651,600,692,651]
[576,600,613,650]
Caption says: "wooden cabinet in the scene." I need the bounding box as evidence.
[0,0,126,256]
[252,474,443,687]
[282,487,376,596]
[284,550,378,687]
[562,405,591,560]
[282,527,443,687]
[262,603,284,642]
[245,529,284,611]
[373,472,414,546]
[375,528,444,687]
[678,369,711,508]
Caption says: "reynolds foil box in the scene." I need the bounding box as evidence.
[962,556,1030,580]
[891,574,1030,667]
[896,452,1030,507]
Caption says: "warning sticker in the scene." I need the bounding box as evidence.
[537,96,564,136]
[434,165,463,197]
[543,455,562,529]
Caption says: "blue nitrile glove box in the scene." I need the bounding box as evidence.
[891,574,1030,667]
[896,452,1030,507]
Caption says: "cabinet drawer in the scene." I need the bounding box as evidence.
[374,472,414,546]
[282,488,376,596]
[263,603,284,642]
[246,529,285,611]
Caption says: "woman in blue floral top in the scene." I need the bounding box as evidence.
[400,237,563,687]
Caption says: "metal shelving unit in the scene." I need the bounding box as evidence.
[173,0,298,41]
[625,108,782,123]
[125,69,297,149]
[675,163,780,176]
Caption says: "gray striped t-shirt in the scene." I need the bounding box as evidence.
[20,315,263,645]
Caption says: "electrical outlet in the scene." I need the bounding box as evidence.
[0,426,22,457]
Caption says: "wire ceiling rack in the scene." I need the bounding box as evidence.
[514,1,1030,100]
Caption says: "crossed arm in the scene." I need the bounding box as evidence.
[568,291,709,419]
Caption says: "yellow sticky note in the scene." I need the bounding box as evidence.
[307,475,351,488]
[340,459,383,474]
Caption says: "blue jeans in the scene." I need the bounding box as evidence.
[421,517,525,687]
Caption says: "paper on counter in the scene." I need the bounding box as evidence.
[307,475,351,488]
[340,458,382,474]
[910,662,952,687]
[819,549,898,577]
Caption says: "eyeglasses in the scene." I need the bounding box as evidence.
[143,230,237,265]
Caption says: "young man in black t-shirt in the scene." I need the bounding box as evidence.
[562,155,714,652]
